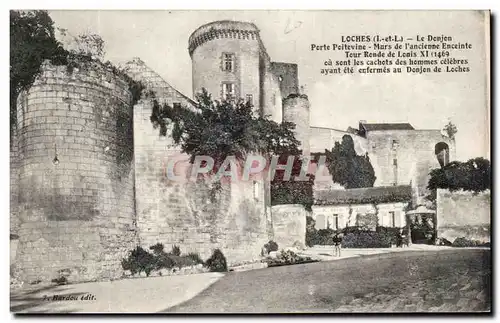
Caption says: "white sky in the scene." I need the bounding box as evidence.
[48,10,490,162]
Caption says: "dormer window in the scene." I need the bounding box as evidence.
[222,53,235,72]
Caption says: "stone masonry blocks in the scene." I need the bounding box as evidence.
[14,60,137,283]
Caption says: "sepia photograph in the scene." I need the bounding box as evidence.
[9,9,491,314]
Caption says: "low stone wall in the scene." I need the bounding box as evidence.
[436,189,490,243]
[270,204,307,249]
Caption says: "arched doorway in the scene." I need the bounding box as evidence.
[435,142,450,167]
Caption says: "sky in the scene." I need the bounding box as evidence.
[48,10,490,161]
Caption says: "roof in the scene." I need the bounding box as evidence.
[360,123,415,131]
[314,185,412,206]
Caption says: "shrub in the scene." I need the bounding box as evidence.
[264,240,279,253]
[155,253,175,270]
[376,226,401,245]
[266,249,318,267]
[437,237,453,246]
[452,237,482,247]
[342,231,392,248]
[121,246,156,276]
[171,245,181,256]
[149,243,165,255]
[205,249,228,272]
[51,276,68,285]
[122,245,207,276]
[186,252,204,265]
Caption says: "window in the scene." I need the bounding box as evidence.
[222,53,235,72]
[392,139,399,149]
[222,83,235,100]
[246,94,253,106]
[333,214,339,230]
[253,180,259,200]
[389,211,396,227]
[393,158,398,166]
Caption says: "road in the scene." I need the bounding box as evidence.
[165,249,491,313]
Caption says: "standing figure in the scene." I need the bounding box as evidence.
[333,232,343,257]
[396,229,403,248]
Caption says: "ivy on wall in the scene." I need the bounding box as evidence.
[149,89,316,210]
[10,10,144,140]
[427,157,491,201]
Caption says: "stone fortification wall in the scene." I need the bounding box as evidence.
[127,59,269,265]
[14,60,136,283]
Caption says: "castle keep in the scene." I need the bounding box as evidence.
[10,20,455,283]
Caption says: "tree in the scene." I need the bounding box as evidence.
[150,89,300,173]
[57,28,106,60]
[150,89,316,208]
[10,10,68,136]
[443,121,458,140]
[426,157,491,201]
[325,135,376,188]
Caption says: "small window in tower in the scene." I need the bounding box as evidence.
[222,53,235,72]
[246,94,253,106]
[253,180,260,201]
[222,83,235,100]
[392,139,399,149]
[278,75,283,82]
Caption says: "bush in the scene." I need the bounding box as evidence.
[376,226,401,245]
[155,253,175,270]
[437,237,453,246]
[205,249,228,272]
[171,245,181,256]
[264,240,279,253]
[186,252,204,265]
[342,231,392,248]
[51,276,68,285]
[149,243,165,255]
[122,244,205,276]
[266,249,318,267]
[452,237,484,247]
[121,246,156,276]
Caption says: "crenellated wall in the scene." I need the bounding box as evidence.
[14,60,137,283]
[189,20,262,114]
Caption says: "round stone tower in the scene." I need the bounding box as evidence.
[188,21,262,106]
[282,94,311,155]
[14,60,136,283]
